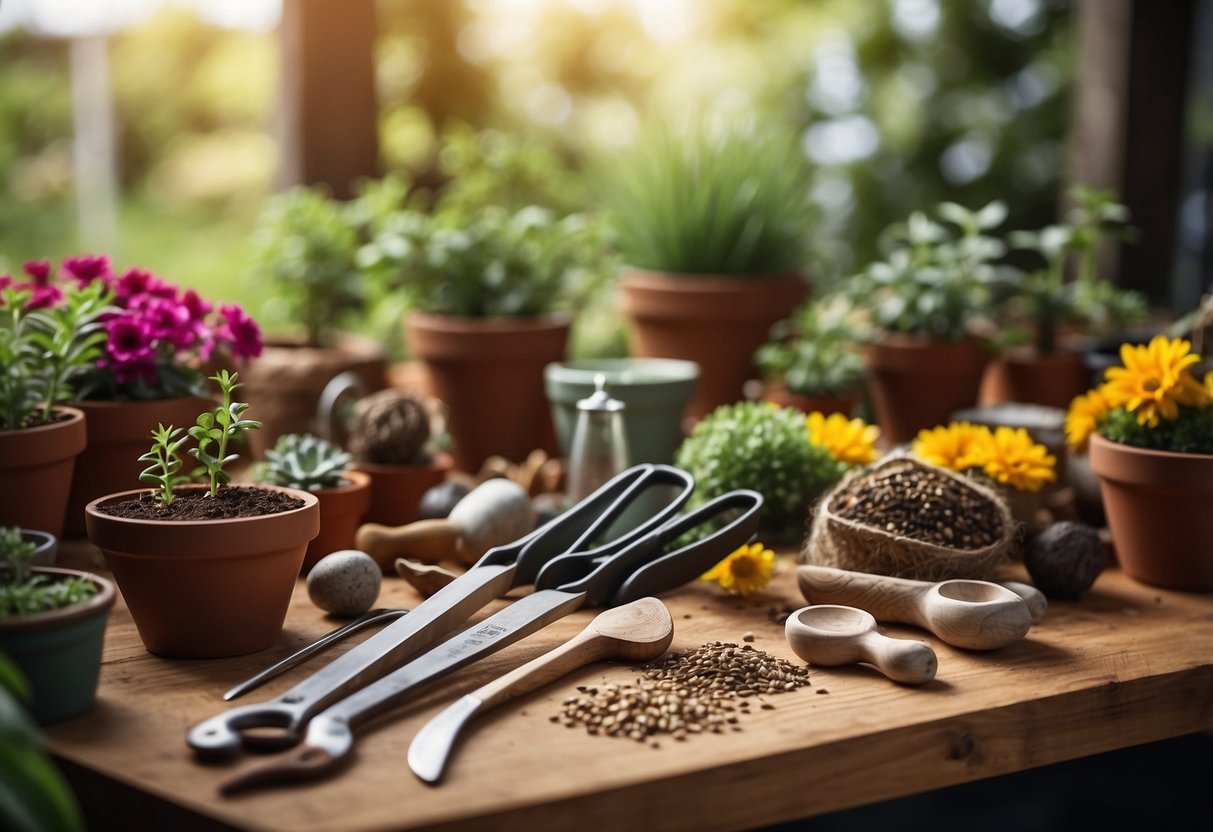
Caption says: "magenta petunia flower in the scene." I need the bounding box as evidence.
[0,274,12,292]
[61,254,113,288]
[219,303,263,360]
[22,260,52,284]
[25,284,64,309]
[181,289,213,322]
[113,268,164,306]
[105,314,156,364]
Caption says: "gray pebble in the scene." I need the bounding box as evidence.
[307,549,382,616]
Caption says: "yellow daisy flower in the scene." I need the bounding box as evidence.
[806,411,881,465]
[1065,387,1111,452]
[981,426,1057,493]
[701,542,776,597]
[1102,335,1209,427]
[911,422,993,471]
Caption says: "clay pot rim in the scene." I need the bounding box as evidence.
[351,452,454,477]
[406,310,573,334]
[0,406,87,466]
[86,483,318,525]
[0,566,116,634]
[1088,432,1213,492]
[308,468,372,496]
[619,268,808,289]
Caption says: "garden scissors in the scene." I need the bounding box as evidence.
[188,463,694,759]
[220,488,763,793]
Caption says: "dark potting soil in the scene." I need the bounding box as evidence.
[98,486,304,521]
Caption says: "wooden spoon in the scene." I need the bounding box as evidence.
[797,565,1032,650]
[785,605,937,685]
[407,597,674,784]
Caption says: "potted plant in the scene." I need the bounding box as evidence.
[0,526,116,723]
[360,197,607,472]
[754,295,867,416]
[84,371,319,657]
[1066,334,1213,591]
[985,187,1147,408]
[0,278,108,537]
[260,433,371,574]
[602,123,813,422]
[342,388,454,526]
[4,256,265,538]
[241,185,389,459]
[674,401,879,540]
[851,200,1010,445]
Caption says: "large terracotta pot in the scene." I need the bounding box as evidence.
[62,396,212,538]
[617,269,808,422]
[0,565,115,723]
[303,470,372,573]
[353,453,453,527]
[980,348,1091,410]
[1087,433,1213,591]
[861,335,991,445]
[84,485,319,657]
[239,333,388,461]
[0,407,86,538]
[406,312,568,473]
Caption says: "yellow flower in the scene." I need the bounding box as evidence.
[981,426,1057,493]
[911,422,993,471]
[701,542,776,597]
[1065,387,1111,452]
[806,411,880,465]
[1102,335,1209,427]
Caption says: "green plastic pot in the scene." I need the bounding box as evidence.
[0,565,115,723]
[544,359,699,466]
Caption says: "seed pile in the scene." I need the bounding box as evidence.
[555,642,810,743]
[831,464,1000,550]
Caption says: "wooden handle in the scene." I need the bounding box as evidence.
[999,581,1047,623]
[354,520,460,572]
[855,631,937,685]
[797,566,931,630]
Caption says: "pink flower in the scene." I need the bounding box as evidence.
[61,255,114,288]
[219,303,263,360]
[138,296,194,349]
[181,289,213,322]
[23,260,52,283]
[105,315,156,364]
[0,274,12,292]
[113,268,166,306]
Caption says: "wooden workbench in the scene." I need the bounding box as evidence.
[44,545,1213,832]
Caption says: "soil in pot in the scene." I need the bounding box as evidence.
[96,486,304,520]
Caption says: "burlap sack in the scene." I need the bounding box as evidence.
[800,454,1015,581]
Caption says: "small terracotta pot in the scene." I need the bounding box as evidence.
[406,312,568,472]
[1087,433,1213,591]
[239,333,389,461]
[762,386,858,417]
[62,395,212,538]
[84,485,319,657]
[617,269,808,422]
[980,348,1091,410]
[303,470,372,573]
[861,335,991,445]
[0,565,115,723]
[0,407,87,538]
[353,453,453,527]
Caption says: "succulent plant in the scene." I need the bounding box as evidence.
[348,389,432,465]
[263,433,353,492]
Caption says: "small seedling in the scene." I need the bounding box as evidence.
[138,423,190,506]
[0,526,97,617]
[188,370,262,498]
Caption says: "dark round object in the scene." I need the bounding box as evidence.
[417,479,471,520]
[1024,521,1107,600]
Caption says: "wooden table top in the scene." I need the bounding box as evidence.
[45,544,1213,832]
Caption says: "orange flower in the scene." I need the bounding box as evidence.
[981,426,1057,493]
[806,412,880,465]
[1102,335,1209,427]
[1065,387,1111,452]
[911,422,992,471]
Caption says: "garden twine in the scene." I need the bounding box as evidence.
[799,454,1016,581]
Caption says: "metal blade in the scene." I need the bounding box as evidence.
[407,694,485,784]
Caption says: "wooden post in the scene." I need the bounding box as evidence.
[277,0,379,199]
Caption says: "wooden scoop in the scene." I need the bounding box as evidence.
[355,478,536,570]
[408,597,674,784]
[785,605,937,685]
[797,565,1032,650]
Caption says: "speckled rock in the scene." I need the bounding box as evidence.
[307,549,382,616]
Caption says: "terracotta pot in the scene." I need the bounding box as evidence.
[353,453,453,527]
[84,484,319,657]
[761,386,858,417]
[62,395,212,539]
[0,565,115,723]
[239,333,388,461]
[302,470,372,573]
[1087,433,1213,591]
[980,348,1091,410]
[861,335,991,446]
[406,312,568,472]
[0,407,86,538]
[617,269,808,422]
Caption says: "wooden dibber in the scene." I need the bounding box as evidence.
[355,478,536,571]
[785,605,937,685]
[797,565,1032,650]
